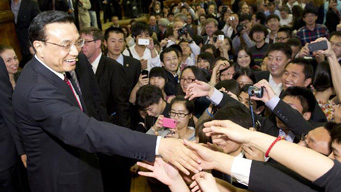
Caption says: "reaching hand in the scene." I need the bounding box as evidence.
[243,145,265,161]
[203,120,252,146]
[137,157,180,186]
[183,140,218,170]
[158,138,202,175]
[190,172,220,192]
[252,79,276,103]
[185,80,214,100]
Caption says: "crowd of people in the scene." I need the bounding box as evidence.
[1,0,341,192]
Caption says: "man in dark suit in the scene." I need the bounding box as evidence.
[80,27,130,128]
[103,27,143,131]
[0,57,22,191]
[80,27,132,192]
[12,11,201,192]
[104,27,141,95]
[10,0,40,68]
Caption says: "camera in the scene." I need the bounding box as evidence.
[236,24,245,34]
[178,25,187,37]
[248,86,263,98]
[229,16,235,21]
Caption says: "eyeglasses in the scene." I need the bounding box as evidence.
[84,39,99,44]
[43,39,85,51]
[169,112,189,118]
[276,37,288,41]
[180,78,196,83]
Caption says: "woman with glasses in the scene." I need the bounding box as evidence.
[0,45,20,89]
[179,66,210,118]
[146,96,195,141]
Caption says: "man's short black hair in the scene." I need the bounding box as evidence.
[287,38,302,49]
[160,47,180,62]
[215,79,241,96]
[303,8,318,18]
[249,24,269,41]
[268,42,292,60]
[287,57,314,80]
[239,14,251,22]
[281,86,316,113]
[213,103,253,129]
[278,26,292,38]
[136,85,164,110]
[254,12,266,25]
[29,11,74,47]
[131,21,152,38]
[266,14,280,24]
[330,31,341,40]
[330,123,341,144]
[104,26,125,41]
[149,67,168,84]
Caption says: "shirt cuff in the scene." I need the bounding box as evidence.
[208,88,223,106]
[231,158,252,186]
[265,96,280,111]
[155,136,161,155]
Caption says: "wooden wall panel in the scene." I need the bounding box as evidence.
[0,1,22,60]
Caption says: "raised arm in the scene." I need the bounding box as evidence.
[203,120,334,182]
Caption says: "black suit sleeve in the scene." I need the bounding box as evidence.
[0,58,25,156]
[26,83,157,162]
[272,100,314,136]
[249,161,322,192]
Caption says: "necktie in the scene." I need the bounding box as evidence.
[64,74,83,111]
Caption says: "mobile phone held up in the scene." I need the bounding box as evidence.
[163,117,176,129]
[138,39,150,46]
[141,70,148,79]
[308,41,328,53]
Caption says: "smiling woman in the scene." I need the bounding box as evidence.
[0,45,20,89]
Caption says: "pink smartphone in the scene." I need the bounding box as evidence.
[163,117,176,129]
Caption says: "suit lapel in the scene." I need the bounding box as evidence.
[95,55,106,80]
[31,58,83,110]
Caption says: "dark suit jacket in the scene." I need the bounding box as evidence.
[37,0,69,11]
[164,68,178,96]
[75,53,108,122]
[12,57,157,192]
[10,0,40,59]
[0,58,19,171]
[219,93,313,139]
[249,161,322,192]
[254,70,270,83]
[122,55,141,95]
[95,54,130,127]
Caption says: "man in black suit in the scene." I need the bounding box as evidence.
[80,27,132,192]
[104,27,141,95]
[10,0,40,67]
[103,27,142,131]
[80,27,130,127]
[254,43,292,96]
[12,11,201,192]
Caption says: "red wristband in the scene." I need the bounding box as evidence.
[265,136,283,158]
